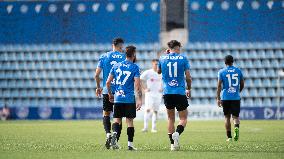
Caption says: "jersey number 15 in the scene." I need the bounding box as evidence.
[226,73,238,87]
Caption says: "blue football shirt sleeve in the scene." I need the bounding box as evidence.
[184,58,190,71]
[218,70,222,81]
[134,66,141,78]
[97,54,105,68]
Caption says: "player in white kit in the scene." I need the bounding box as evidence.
[140,59,162,133]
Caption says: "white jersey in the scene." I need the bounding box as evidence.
[140,69,162,97]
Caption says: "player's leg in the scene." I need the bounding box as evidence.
[142,109,151,132]
[232,100,241,141]
[167,108,175,150]
[103,111,112,135]
[111,103,122,149]
[151,110,158,133]
[222,100,232,141]
[171,109,188,150]
[102,94,114,149]
[151,97,160,133]
[224,114,232,141]
[126,103,137,150]
[117,123,122,141]
[171,95,189,150]
[126,118,137,150]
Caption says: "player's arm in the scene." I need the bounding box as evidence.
[140,71,149,92]
[185,70,192,98]
[134,77,142,111]
[157,60,162,74]
[216,79,222,107]
[94,68,102,97]
[240,79,244,92]
[106,74,114,103]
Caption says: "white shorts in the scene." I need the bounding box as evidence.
[145,93,161,111]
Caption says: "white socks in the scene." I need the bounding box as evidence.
[152,113,157,130]
[143,112,151,130]
[128,141,133,147]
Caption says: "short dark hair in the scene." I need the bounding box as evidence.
[152,59,159,62]
[112,37,124,46]
[125,45,136,58]
[167,40,181,49]
[224,55,234,65]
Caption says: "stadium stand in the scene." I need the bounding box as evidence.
[0,42,283,108]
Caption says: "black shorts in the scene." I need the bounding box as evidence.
[113,103,136,118]
[163,94,189,111]
[222,100,241,117]
[103,94,114,112]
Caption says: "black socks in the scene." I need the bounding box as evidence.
[127,127,135,142]
[117,124,122,141]
[103,116,111,134]
[176,125,184,135]
[168,133,174,144]
[227,131,232,138]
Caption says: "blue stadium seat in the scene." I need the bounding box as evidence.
[258,88,267,97]
[270,78,278,87]
[258,69,266,78]
[254,60,262,68]
[267,69,276,78]
[260,79,270,88]
[239,50,249,59]
[244,60,253,68]
[275,49,283,58]
[280,99,284,106]
[244,98,254,107]
[262,59,271,68]
[253,79,262,87]
[249,88,258,97]
[271,98,278,107]
[254,98,262,106]
[266,50,275,59]
[257,50,266,59]
[267,88,276,97]
[270,59,279,68]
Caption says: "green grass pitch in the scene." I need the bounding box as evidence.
[0,120,283,159]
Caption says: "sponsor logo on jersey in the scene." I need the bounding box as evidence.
[168,79,179,87]
[161,55,184,60]
[116,90,126,97]
[112,54,123,58]
[228,87,236,93]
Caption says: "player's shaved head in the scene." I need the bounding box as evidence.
[224,55,234,65]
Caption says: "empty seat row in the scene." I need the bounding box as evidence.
[186,49,283,60]
[0,88,98,98]
[0,79,97,89]
[1,98,102,107]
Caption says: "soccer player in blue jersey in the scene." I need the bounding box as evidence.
[216,55,244,142]
[106,45,142,150]
[94,38,125,149]
[158,40,192,151]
